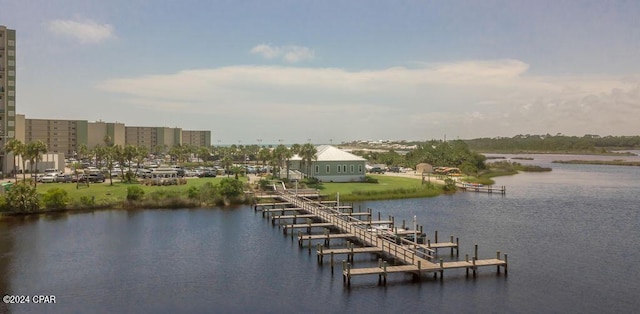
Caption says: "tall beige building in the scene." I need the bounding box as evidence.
[1,25,17,175]
[22,118,88,157]
[125,126,182,153]
[88,121,125,148]
[14,117,125,157]
[182,130,211,147]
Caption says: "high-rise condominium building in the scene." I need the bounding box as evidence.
[0,25,16,174]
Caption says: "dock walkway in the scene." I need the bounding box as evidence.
[272,191,508,286]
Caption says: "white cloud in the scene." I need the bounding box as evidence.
[250,44,315,63]
[97,60,640,140]
[47,19,115,44]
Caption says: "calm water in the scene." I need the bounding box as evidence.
[1,154,639,313]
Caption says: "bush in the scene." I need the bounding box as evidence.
[443,178,457,192]
[187,186,200,199]
[0,196,7,212]
[126,186,145,201]
[42,188,70,210]
[79,195,96,207]
[5,182,40,213]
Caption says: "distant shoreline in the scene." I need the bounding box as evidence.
[552,160,640,166]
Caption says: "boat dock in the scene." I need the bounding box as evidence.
[457,183,506,195]
[254,191,508,286]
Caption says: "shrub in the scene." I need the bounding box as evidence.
[443,178,457,192]
[79,195,96,207]
[0,196,7,212]
[5,182,40,213]
[187,186,200,199]
[126,186,145,201]
[42,188,70,210]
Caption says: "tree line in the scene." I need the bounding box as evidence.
[3,138,320,183]
[352,140,487,175]
[463,134,640,153]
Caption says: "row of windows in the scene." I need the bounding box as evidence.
[314,164,363,174]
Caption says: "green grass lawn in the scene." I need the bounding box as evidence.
[34,177,245,205]
[315,175,442,201]
[27,174,439,209]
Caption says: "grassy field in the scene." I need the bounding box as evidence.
[315,175,442,201]
[33,177,245,206]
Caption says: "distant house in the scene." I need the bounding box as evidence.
[416,163,433,174]
[290,145,367,182]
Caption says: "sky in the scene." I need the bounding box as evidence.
[1,0,639,144]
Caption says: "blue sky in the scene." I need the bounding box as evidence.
[2,0,639,144]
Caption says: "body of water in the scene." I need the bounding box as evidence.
[1,154,639,313]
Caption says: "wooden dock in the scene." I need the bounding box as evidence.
[457,183,506,195]
[260,191,508,286]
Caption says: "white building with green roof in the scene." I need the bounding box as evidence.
[290,145,366,182]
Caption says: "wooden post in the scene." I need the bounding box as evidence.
[466,254,469,277]
[330,251,334,273]
[504,253,508,276]
[383,261,388,285]
[435,230,438,243]
[350,242,354,263]
[298,230,302,247]
[473,257,477,277]
[456,237,459,256]
[474,243,478,261]
[347,262,351,286]
[450,235,454,255]
[402,219,405,229]
[496,251,501,273]
[439,258,444,281]
[342,260,347,283]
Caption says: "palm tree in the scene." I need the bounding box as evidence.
[133,145,148,178]
[122,145,137,181]
[77,143,88,162]
[257,148,271,171]
[4,138,24,183]
[299,143,317,179]
[26,141,48,187]
[273,144,289,178]
[197,146,211,164]
[103,145,117,186]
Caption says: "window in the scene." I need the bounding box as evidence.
[8,40,15,46]
[350,165,354,173]
[315,165,319,173]
[8,81,14,86]
[8,70,15,76]
[326,165,330,173]
[337,165,341,173]
[8,50,15,56]
[358,165,363,173]
[343,165,347,173]
[8,60,15,66]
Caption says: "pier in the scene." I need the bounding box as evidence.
[255,191,508,286]
[457,183,506,195]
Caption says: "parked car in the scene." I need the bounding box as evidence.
[198,171,217,178]
[88,173,105,183]
[41,174,58,183]
[55,174,73,183]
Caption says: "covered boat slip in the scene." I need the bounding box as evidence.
[255,191,508,286]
